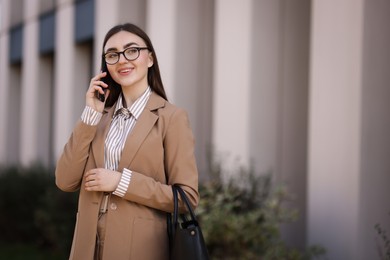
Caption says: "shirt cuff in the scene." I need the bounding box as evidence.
[81,106,102,126]
[113,168,132,197]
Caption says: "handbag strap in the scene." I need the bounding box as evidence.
[172,184,179,228]
[168,185,179,251]
[174,184,197,222]
[170,185,198,236]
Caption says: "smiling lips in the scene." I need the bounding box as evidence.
[118,68,133,75]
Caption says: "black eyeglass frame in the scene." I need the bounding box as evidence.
[103,47,149,65]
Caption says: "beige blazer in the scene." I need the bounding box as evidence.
[55,92,199,260]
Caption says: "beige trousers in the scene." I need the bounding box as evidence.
[94,213,107,260]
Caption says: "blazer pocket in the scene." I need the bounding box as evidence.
[130,217,169,260]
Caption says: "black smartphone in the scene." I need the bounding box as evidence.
[95,87,107,102]
[95,70,109,102]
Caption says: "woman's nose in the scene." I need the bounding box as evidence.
[118,53,129,63]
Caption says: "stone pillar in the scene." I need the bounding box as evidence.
[20,0,39,165]
[239,0,310,248]
[53,0,76,160]
[37,55,54,167]
[94,0,120,73]
[146,0,179,101]
[0,0,11,164]
[255,0,311,249]
[2,0,23,164]
[146,0,214,177]
[212,0,253,173]
[358,1,390,258]
[95,0,146,73]
[307,0,364,258]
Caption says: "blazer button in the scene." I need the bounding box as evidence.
[110,203,117,210]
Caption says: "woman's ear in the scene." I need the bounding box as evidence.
[148,52,154,68]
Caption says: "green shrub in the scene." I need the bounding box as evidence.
[0,164,77,259]
[0,160,326,259]
[375,217,390,260]
[197,159,326,260]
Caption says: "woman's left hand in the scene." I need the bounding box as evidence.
[84,168,121,192]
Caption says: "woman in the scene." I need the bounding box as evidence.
[55,23,199,260]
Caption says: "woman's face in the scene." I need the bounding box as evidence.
[104,31,153,90]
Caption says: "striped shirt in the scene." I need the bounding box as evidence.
[81,87,152,197]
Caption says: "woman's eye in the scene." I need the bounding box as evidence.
[126,48,138,55]
[106,53,118,59]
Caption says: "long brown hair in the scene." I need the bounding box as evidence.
[101,23,167,107]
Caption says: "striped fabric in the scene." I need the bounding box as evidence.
[81,87,151,197]
[81,106,103,125]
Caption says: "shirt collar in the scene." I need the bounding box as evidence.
[113,87,152,120]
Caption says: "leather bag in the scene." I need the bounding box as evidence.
[167,184,209,260]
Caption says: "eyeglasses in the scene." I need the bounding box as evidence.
[103,47,149,65]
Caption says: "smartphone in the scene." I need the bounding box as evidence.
[95,87,107,102]
[95,70,109,102]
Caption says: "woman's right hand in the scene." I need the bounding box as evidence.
[86,71,110,113]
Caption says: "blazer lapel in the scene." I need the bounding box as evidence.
[118,92,166,171]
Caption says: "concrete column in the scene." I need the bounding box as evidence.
[146,0,178,102]
[358,1,390,258]
[7,64,22,164]
[250,0,311,249]
[37,55,54,167]
[307,0,364,259]
[53,0,76,160]
[236,0,310,249]
[249,0,284,176]
[0,0,10,164]
[212,0,253,174]
[72,43,93,125]
[20,0,39,165]
[95,0,146,73]
[2,0,22,164]
[174,0,214,177]
[148,0,214,177]
[94,0,120,73]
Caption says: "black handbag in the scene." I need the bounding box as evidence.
[167,184,209,260]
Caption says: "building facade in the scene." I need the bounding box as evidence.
[1,0,389,259]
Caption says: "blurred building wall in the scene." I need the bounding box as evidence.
[0,0,389,259]
[308,0,390,259]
